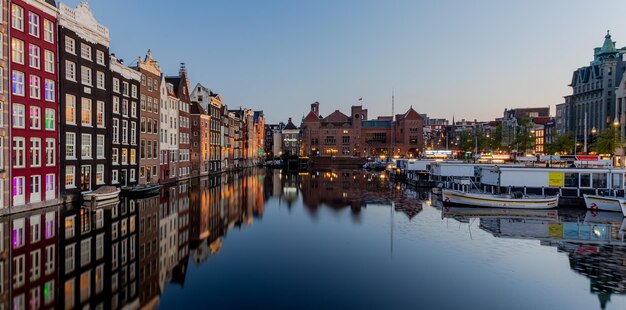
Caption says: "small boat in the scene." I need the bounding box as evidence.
[120,184,162,197]
[83,186,121,202]
[583,194,626,212]
[442,188,558,209]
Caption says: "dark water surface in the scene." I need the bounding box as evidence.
[3,169,626,309]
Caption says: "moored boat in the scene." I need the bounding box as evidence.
[442,188,558,209]
[83,186,121,202]
[121,184,162,197]
[582,194,626,212]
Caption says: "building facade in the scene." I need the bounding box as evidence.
[160,77,179,183]
[110,55,140,187]
[281,118,299,156]
[58,2,109,201]
[135,50,160,185]
[166,65,191,179]
[0,0,8,210]
[190,101,209,176]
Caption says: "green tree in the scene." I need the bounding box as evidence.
[512,117,535,155]
[489,123,504,151]
[545,134,574,154]
[592,126,622,155]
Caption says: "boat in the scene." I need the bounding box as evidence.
[582,194,626,212]
[442,188,558,209]
[120,184,162,197]
[83,186,121,202]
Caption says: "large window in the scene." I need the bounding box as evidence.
[12,71,24,96]
[112,119,119,144]
[12,104,25,128]
[43,19,54,43]
[96,71,105,89]
[81,98,91,126]
[96,135,104,159]
[28,12,39,37]
[81,66,92,86]
[29,75,40,99]
[96,50,105,66]
[44,50,54,73]
[11,38,24,64]
[65,36,75,54]
[65,166,75,188]
[45,109,55,130]
[13,137,25,168]
[96,165,104,184]
[81,134,91,158]
[65,61,76,81]
[30,138,41,167]
[11,5,24,31]
[80,44,91,60]
[44,79,54,102]
[96,101,104,127]
[29,106,40,129]
[65,133,75,158]
[65,94,76,124]
[28,44,40,69]
[45,139,54,166]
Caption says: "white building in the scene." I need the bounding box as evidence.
[160,74,180,181]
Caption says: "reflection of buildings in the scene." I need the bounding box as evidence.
[138,195,160,309]
[158,185,179,293]
[443,208,626,309]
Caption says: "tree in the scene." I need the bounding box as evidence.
[545,134,574,154]
[489,123,504,151]
[592,126,622,155]
[512,117,535,155]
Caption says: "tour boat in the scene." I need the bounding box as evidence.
[442,188,559,209]
[83,186,121,202]
[582,194,626,212]
[120,184,162,198]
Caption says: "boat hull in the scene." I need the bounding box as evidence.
[83,189,121,202]
[442,189,558,209]
[583,194,625,212]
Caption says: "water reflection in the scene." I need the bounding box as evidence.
[2,169,626,309]
[442,207,626,309]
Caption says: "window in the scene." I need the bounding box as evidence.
[80,43,91,60]
[113,78,120,93]
[28,44,40,69]
[43,50,54,73]
[112,149,118,164]
[44,19,54,43]
[11,5,24,31]
[29,106,40,129]
[96,135,104,159]
[81,98,91,126]
[13,104,25,128]
[13,218,25,249]
[95,264,103,294]
[28,12,39,37]
[65,94,76,124]
[12,38,24,64]
[13,255,25,288]
[131,122,136,144]
[130,149,136,164]
[13,176,25,205]
[122,120,128,144]
[65,36,75,54]
[131,85,137,98]
[96,165,104,185]
[64,278,74,309]
[96,71,105,89]
[44,280,54,305]
[30,215,41,244]
[147,77,152,91]
[44,79,55,102]
[112,170,118,183]
[121,148,127,164]
[80,239,90,267]
[81,66,92,85]
[65,61,76,81]
[29,75,40,99]
[111,243,118,270]
[13,137,25,168]
[30,175,41,203]
[45,245,54,275]
[113,96,120,114]
[122,99,128,116]
[141,96,146,110]
[65,133,75,158]
[131,101,137,117]
[81,134,91,158]
[46,139,55,166]
[65,166,75,188]
[30,138,41,167]
[96,50,105,65]
[96,101,104,127]
[12,71,24,96]
[45,173,54,200]
[123,82,129,96]
[45,212,55,239]
[30,249,40,282]
[112,119,119,144]
[130,169,136,181]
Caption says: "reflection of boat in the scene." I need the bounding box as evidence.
[443,206,559,220]
[583,194,626,213]
[442,189,558,209]
[121,184,162,197]
[83,186,120,201]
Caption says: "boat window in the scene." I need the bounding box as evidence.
[580,173,591,188]
[612,173,623,189]
[592,173,608,189]
[564,172,579,187]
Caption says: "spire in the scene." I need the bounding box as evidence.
[597,30,618,59]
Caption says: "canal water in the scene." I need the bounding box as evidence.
[2,169,625,309]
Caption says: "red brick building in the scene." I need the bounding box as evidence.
[301,102,424,158]
[190,102,210,176]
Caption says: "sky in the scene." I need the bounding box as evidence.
[63,0,626,124]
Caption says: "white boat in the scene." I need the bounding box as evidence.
[442,188,558,209]
[83,186,121,202]
[583,194,626,212]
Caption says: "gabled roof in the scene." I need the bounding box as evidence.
[165,76,182,96]
[284,119,298,130]
[323,110,349,123]
[303,111,320,122]
[190,101,207,115]
[402,107,422,120]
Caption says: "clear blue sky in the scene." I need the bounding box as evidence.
[66,0,626,124]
